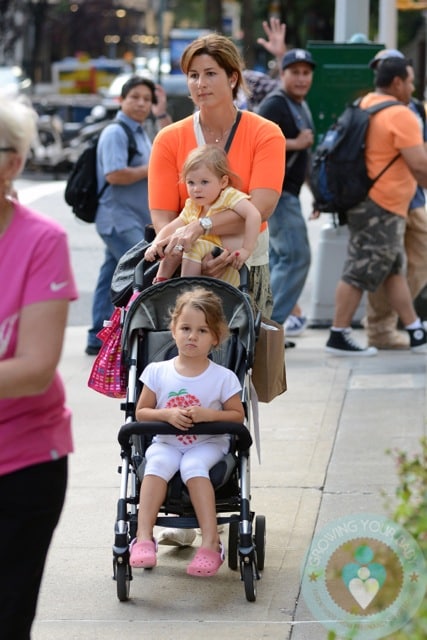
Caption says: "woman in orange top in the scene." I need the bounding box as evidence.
[148,33,285,316]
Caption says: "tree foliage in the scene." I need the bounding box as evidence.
[0,0,425,81]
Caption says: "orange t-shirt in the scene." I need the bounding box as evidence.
[361,93,421,217]
[148,111,285,217]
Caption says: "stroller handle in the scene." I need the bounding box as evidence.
[118,420,252,451]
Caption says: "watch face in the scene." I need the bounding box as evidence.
[200,218,212,230]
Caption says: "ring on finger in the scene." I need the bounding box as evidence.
[175,244,184,252]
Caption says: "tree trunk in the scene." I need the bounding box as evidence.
[205,0,222,32]
[241,0,255,68]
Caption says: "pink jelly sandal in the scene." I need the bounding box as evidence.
[129,538,157,568]
[186,542,225,577]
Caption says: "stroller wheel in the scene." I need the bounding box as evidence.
[115,560,131,601]
[242,562,257,602]
[254,515,266,571]
[228,519,239,570]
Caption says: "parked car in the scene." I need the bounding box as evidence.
[0,66,32,98]
[99,72,193,122]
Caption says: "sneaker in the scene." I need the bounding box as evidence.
[284,315,308,337]
[325,329,378,356]
[407,327,427,353]
[157,528,197,547]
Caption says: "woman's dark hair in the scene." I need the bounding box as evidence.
[121,75,157,104]
[375,57,410,88]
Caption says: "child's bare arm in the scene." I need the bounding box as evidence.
[145,218,186,261]
[136,385,193,431]
[227,199,262,269]
[186,393,244,424]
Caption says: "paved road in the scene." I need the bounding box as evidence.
[17,173,104,328]
[14,175,427,640]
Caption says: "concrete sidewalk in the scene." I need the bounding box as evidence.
[32,321,427,640]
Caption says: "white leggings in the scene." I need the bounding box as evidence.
[144,435,229,484]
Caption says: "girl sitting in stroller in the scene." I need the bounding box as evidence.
[129,287,244,577]
[144,145,261,287]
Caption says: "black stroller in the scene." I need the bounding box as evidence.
[111,257,266,603]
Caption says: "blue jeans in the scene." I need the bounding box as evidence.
[269,191,311,324]
[87,227,144,349]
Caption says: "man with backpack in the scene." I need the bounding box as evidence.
[85,76,170,355]
[325,56,427,356]
[363,50,427,350]
[257,48,316,339]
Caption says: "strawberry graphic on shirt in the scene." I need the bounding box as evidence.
[166,388,200,445]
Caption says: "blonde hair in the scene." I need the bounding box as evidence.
[170,287,229,345]
[180,33,248,101]
[0,98,37,174]
[181,144,241,189]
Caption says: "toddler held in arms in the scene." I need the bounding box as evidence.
[144,144,261,287]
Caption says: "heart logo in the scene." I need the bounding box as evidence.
[349,572,380,609]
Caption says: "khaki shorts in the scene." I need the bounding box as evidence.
[342,198,407,293]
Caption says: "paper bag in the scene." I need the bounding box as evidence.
[252,316,287,403]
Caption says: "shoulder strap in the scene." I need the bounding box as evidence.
[361,100,403,183]
[114,121,138,161]
[224,110,242,153]
[364,99,404,116]
[411,97,426,125]
[97,121,138,198]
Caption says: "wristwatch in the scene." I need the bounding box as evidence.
[199,217,213,234]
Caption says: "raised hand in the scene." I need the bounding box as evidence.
[257,18,287,61]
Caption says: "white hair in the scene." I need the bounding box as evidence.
[0,98,37,173]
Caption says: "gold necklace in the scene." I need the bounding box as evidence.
[200,109,237,144]
[202,123,231,144]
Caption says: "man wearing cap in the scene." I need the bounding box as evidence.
[258,49,316,337]
[364,49,427,350]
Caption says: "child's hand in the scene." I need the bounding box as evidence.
[145,237,171,261]
[166,408,193,431]
[230,248,250,271]
[186,406,208,423]
[144,245,157,262]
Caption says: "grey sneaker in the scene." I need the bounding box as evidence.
[407,327,427,353]
[157,528,197,547]
[325,329,378,356]
[284,314,308,337]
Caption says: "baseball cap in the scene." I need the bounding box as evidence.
[281,49,316,71]
[368,48,405,69]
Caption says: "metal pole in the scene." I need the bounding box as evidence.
[157,0,166,84]
[378,0,397,48]
[334,0,370,42]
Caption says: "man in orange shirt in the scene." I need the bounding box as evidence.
[364,49,427,349]
[325,56,427,356]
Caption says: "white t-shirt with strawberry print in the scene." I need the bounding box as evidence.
[140,358,242,448]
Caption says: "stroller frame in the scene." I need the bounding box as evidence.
[112,275,266,602]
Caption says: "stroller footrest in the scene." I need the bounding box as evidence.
[156,515,198,528]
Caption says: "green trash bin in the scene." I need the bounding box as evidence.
[306,41,384,144]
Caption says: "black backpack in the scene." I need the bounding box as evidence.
[64,121,138,223]
[311,99,402,224]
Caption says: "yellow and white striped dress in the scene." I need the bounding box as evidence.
[179,186,250,287]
